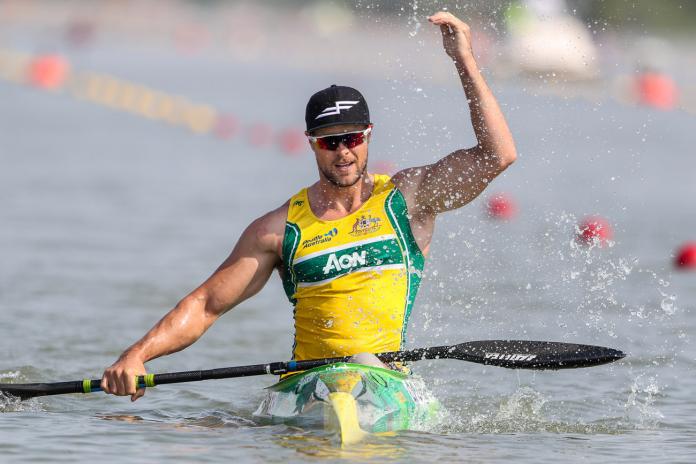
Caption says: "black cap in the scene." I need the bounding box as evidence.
[305,85,370,133]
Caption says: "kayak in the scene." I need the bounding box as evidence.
[253,362,441,444]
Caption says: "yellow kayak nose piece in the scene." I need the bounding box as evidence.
[253,363,441,445]
[326,391,367,445]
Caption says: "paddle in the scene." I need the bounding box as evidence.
[0,340,624,401]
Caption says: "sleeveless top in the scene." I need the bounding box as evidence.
[281,174,425,362]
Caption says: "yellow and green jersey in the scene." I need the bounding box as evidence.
[281,174,425,362]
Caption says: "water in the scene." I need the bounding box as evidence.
[2,8,696,464]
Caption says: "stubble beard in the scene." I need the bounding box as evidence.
[320,156,368,188]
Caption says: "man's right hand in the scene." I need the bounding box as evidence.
[101,354,147,402]
[428,11,474,62]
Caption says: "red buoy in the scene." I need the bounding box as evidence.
[486,193,517,220]
[27,55,70,90]
[675,243,696,270]
[635,72,678,110]
[576,216,613,247]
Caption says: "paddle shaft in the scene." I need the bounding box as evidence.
[1,356,382,399]
[0,340,625,400]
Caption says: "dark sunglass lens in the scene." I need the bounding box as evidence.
[318,136,340,150]
[316,131,365,150]
[342,132,364,148]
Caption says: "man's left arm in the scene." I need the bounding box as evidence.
[393,11,516,215]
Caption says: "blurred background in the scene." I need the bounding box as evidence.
[1,1,695,462]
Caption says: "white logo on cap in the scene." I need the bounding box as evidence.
[315,101,359,119]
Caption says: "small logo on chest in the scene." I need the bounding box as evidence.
[349,214,382,236]
[301,228,338,249]
[322,250,367,274]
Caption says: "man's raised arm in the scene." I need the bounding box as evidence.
[394,11,516,215]
[100,206,285,401]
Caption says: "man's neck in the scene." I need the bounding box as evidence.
[308,173,374,220]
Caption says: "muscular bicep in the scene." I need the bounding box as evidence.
[394,146,513,215]
[192,215,283,319]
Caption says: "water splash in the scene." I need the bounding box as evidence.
[495,386,547,422]
[0,391,23,412]
[407,1,421,38]
[0,370,22,381]
[0,391,43,413]
[624,374,663,428]
[0,369,44,412]
[437,386,628,435]
[541,211,680,338]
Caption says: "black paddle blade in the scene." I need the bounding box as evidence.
[452,340,625,369]
[383,340,626,369]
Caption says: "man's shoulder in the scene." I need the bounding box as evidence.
[390,166,426,192]
[390,166,425,206]
[252,201,290,236]
[389,166,438,224]
[239,201,289,257]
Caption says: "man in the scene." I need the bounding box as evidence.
[102,11,516,401]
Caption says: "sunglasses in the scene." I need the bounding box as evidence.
[307,126,372,150]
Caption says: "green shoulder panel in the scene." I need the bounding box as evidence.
[281,222,301,304]
[384,188,425,348]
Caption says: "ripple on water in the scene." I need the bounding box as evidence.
[96,407,258,431]
[170,409,258,429]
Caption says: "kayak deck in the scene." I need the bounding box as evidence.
[253,362,440,443]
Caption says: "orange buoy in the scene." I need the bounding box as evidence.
[576,216,613,247]
[486,193,517,220]
[27,55,70,90]
[635,72,678,110]
[675,243,696,270]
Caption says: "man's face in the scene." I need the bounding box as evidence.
[307,124,371,188]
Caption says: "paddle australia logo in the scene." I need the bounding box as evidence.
[484,352,537,362]
[301,228,338,249]
[349,214,381,236]
[315,101,359,120]
[322,250,367,275]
